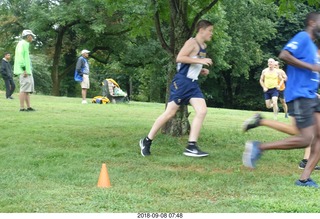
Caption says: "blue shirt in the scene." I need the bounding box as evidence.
[283,31,319,102]
[76,56,89,75]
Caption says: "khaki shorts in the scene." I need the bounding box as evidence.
[81,74,90,89]
[19,74,35,93]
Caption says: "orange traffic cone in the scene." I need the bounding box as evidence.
[97,163,111,188]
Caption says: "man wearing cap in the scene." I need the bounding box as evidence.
[76,49,90,104]
[14,30,36,111]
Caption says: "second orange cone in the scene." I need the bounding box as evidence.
[97,163,111,188]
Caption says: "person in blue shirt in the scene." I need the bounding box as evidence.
[243,12,320,188]
[76,49,90,104]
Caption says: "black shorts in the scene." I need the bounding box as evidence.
[278,90,285,100]
[287,98,320,129]
[264,88,279,100]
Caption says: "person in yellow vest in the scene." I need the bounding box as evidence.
[274,61,288,118]
[259,58,283,120]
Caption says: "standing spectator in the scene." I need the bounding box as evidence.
[75,49,90,104]
[14,30,36,112]
[1,52,15,99]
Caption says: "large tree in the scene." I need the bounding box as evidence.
[1,0,319,110]
[29,0,135,96]
[0,0,135,96]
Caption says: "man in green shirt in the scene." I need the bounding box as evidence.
[14,30,36,112]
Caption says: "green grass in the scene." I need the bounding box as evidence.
[0,91,320,213]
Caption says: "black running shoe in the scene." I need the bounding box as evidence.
[298,159,320,170]
[27,107,36,112]
[242,113,262,132]
[139,138,151,157]
[183,144,209,157]
[19,108,27,112]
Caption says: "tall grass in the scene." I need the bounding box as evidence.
[0,91,319,213]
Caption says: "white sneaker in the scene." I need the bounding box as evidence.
[81,100,88,104]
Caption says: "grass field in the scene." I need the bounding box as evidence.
[0,91,320,213]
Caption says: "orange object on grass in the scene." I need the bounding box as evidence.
[97,163,111,188]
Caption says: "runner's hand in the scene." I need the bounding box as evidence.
[200,68,209,76]
[200,58,213,66]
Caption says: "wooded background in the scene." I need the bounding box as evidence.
[1,0,319,111]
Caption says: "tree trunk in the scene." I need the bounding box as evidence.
[51,78,61,96]
[129,75,132,100]
[62,49,77,96]
[222,71,234,108]
[51,29,65,96]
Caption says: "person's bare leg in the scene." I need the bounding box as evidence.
[82,88,87,100]
[260,125,314,151]
[299,113,320,180]
[260,116,313,166]
[260,119,298,135]
[272,96,278,120]
[25,93,31,108]
[300,139,320,180]
[257,122,320,181]
[19,92,26,109]
[289,118,310,160]
[291,118,312,162]
[289,116,312,164]
[147,101,180,140]
[280,98,288,116]
[265,99,272,109]
[188,98,207,142]
[303,147,311,160]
